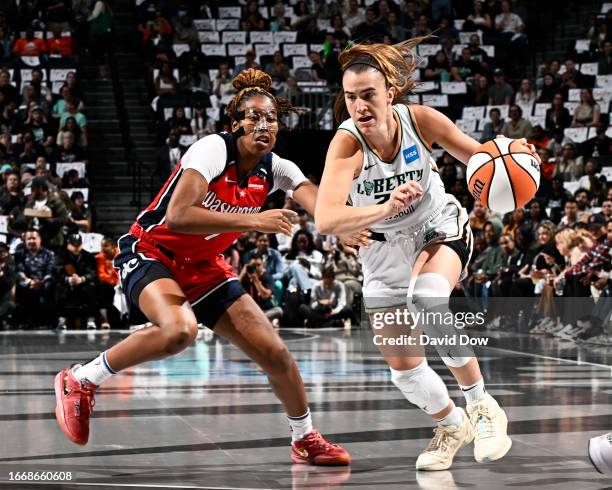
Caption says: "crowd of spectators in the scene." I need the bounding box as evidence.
[0,1,121,330]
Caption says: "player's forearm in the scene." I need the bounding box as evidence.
[315,204,386,235]
[166,206,258,234]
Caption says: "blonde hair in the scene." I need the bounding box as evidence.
[226,68,302,122]
[333,37,427,122]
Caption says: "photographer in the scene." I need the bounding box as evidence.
[0,242,16,328]
[298,267,354,328]
[240,253,282,326]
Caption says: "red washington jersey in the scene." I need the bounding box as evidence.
[129,132,308,263]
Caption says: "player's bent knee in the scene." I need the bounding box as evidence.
[159,320,198,355]
[441,355,472,368]
[390,359,449,415]
[261,346,295,377]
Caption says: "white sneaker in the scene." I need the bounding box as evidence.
[416,408,473,471]
[588,432,612,474]
[86,318,97,329]
[466,394,512,463]
[553,324,575,338]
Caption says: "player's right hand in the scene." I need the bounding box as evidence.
[382,181,423,218]
[254,209,297,236]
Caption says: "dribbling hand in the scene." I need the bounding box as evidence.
[254,209,297,236]
[382,181,423,218]
[496,134,541,164]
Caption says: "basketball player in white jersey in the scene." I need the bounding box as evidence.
[315,39,540,471]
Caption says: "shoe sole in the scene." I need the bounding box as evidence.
[476,436,512,463]
[291,453,351,466]
[54,371,87,446]
[416,420,475,471]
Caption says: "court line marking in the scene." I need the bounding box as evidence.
[485,345,612,370]
[0,482,267,489]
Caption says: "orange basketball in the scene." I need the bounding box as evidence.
[466,137,540,213]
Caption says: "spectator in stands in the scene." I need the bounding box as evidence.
[57,116,87,149]
[467,34,489,69]
[42,0,71,32]
[190,104,215,139]
[547,176,572,223]
[269,3,291,32]
[242,0,265,31]
[469,220,502,299]
[177,42,206,76]
[424,50,451,82]
[554,143,584,181]
[52,87,84,119]
[387,12,405,42]
[292,1,311,30]
[559,198,580,229]
[55,131,86,163]
[297,17,325,44]
[571,88,600,127]
[22,105,54,155]
[503,207,526,239]
[546,125,566,157]
[212,62,235,98]
[154,62,178,96]
[61,168,87,189]
[68,191,91,233]
[14,228,55,329]
[469,73,489,106]
[285,229,324,280]
[24,176,69,250]
[560,58,584,98]
[299,267,353,328]
[59,100,87,133]
[141,10,172,44]
[537,73,559,104]
[465,1,492,31]
[173,14,198,46]
[501,105,532,140]
[545,93,572,130]
[264,51,290,83]
[0,27,11,60]
[0,70,18,107]
[46,28,75,57]
[575,188,593,220]
[95,236,119,329]
[436,15,459,42]
[514,78,536,115]
[0,169,26,241]
[451,47,482,81]
[323,245,362,309]
[400,0,418,32]
[55,233,98,329]
[16,130,44,164]
[329,14,351,40]
[309,50,328,82]
[488,68,514,105]
[598,40,611,76]
[528,125,549,151]
[582,124,612,160]
[0,241,16,328]
[480,107,504,142]
[494,0,524,37]
[353,7,387,41]
[412,14,430,38]
[244,233,285,281]
[88,0,113,80]
[235,49,260,74]
[13,29,48,57]
[28,68,53,105]
[469,200,499,238]
[166,107,191,136]
[240,252,282,325]
[31,158,61,191]
[344,0,365,33]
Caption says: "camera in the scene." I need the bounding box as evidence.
[246,264,256,274]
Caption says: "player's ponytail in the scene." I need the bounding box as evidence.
[333,37,428,123]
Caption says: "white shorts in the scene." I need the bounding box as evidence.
[360,197,473,311]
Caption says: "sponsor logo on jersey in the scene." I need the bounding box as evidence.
[249,183,264,190]
[403,144,419,165]
[202,190,262,214]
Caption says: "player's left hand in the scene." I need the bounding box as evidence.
[337,229,372,254]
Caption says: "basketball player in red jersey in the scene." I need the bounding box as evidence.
[54,69,350,466]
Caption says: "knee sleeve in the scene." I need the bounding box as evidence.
[410,273,475,368]
[390,359,450,415]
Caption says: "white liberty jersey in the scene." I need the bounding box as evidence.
[341,104,447,233]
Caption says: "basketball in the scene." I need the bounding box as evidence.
[466,138,540,214]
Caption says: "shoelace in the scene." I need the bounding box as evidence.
[75,382,96,415]
[426,425,458,453]
[470,405,495,438]
[303,431,336,451]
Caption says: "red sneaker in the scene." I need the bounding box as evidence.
[291,430,351,466]
[54,366,97,445]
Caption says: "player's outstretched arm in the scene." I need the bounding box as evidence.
[165,169,295,236]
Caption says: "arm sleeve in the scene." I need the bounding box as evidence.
[269,154,309,196]
[180,134,227,183]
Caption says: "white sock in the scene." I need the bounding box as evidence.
[437,405,464,427]
[287,410,313,442]
[73,351,116,386]
[460,378,486,404]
